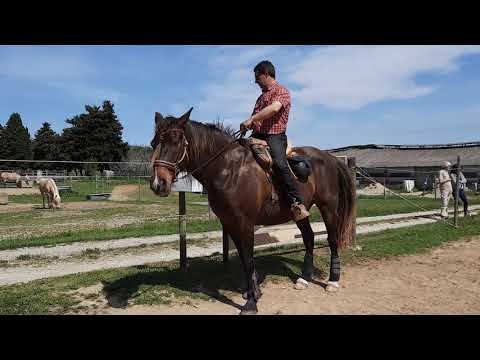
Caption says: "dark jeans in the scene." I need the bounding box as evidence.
[453,188,469,215]
[252,132,303,205]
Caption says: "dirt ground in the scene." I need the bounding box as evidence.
[0,201,135,214]
[110,185,140,201]
[70,236,480,315]
[0,188,39,196]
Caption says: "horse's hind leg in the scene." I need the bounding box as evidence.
[318,204,341,293]
[294,218,315,290]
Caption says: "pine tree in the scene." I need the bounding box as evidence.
[32,122,60,170]
[59,100,129,175]
[0,123,5,162]
[0,113,32,169]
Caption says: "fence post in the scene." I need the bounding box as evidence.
[347,157,357,248]
[454,156,461,227]
[384,169,387,200]
[138,176,141,201]
[179,191,187,270]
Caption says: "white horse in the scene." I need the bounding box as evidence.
[38,178,62,209]
[0,172,21,187]
[103,170,114,178]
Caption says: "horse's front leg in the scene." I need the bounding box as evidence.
[42,193,45,209]
[228,224,261,315]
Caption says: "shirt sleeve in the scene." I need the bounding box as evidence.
[271,88,290,109]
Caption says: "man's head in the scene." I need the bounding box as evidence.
[443,161,452,169]
[254,60,276,91]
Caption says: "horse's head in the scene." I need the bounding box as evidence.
[150,107,192,196]
[52,193,62,209]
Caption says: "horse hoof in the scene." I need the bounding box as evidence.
[294,278,308,290]
[325,281,340,293]
[239,309,258,315]
[242,291,262,300]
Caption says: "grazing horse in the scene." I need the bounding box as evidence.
[0,172,21,187]
[38,178,62,210]
[150,108,356,315]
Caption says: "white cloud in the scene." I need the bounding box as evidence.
[197,45,480,129]
[287,45,480,110]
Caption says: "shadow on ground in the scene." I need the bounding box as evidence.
[101,250,328,311]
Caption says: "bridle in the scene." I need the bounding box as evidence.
[151,128,189,182]
[151,127,246,183]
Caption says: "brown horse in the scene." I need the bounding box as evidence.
[150,108,356,314]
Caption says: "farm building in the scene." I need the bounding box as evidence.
[328,141,480,190]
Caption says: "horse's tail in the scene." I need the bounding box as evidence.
[335,159,356,249]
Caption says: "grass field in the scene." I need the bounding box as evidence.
[1,191,479,251]
[0,212,479,314]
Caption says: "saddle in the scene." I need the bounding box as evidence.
[245,137,312,183]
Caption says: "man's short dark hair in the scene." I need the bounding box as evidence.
[254,60,275,79]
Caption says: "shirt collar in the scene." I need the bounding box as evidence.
[262,80,278,93]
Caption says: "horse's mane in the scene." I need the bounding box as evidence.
[160,116,236,161]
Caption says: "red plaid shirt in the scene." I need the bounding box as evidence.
[251,80,291,135]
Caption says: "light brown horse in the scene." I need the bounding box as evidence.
[150,108,356,314]
[38,178,62,210]
[0,172,21,187]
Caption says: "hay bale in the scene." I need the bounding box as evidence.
[0,193,8,205]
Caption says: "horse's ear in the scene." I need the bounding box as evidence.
[178,107,193,127]
[155,112,164,126]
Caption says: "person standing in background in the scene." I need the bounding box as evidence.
[450,163,470,217]
[438,161,453,219]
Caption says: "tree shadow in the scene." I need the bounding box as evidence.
[101,251,327,311]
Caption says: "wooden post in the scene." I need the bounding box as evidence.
[222,229,230,264]
[454,156,461,227]
[179,191,187,270]
[95,174,98,192]
[138,176,141,201]
[384,169,387,200]
[348,157,357,248]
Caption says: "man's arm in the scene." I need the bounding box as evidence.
[251,101,282,125]
[241,101,282,131]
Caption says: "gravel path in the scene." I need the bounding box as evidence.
[1,207,477,286]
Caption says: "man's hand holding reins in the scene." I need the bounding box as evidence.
[240,118,254,132]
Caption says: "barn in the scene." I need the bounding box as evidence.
[328,141,480,190]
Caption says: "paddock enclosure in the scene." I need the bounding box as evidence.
[1,145,480,315]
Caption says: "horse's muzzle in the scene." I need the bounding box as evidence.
[150,177,171,197]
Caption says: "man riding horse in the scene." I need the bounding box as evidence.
[240,60,310,222]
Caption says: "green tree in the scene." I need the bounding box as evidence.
[59,100,129,175]
[0,123,5,162]
[32,122,60,170]
[0,113,32,169]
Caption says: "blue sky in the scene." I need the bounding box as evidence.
[1,45,480,149]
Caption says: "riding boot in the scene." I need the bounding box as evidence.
[291,200,310,222]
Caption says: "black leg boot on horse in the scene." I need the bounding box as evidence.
[294,217,315,290]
